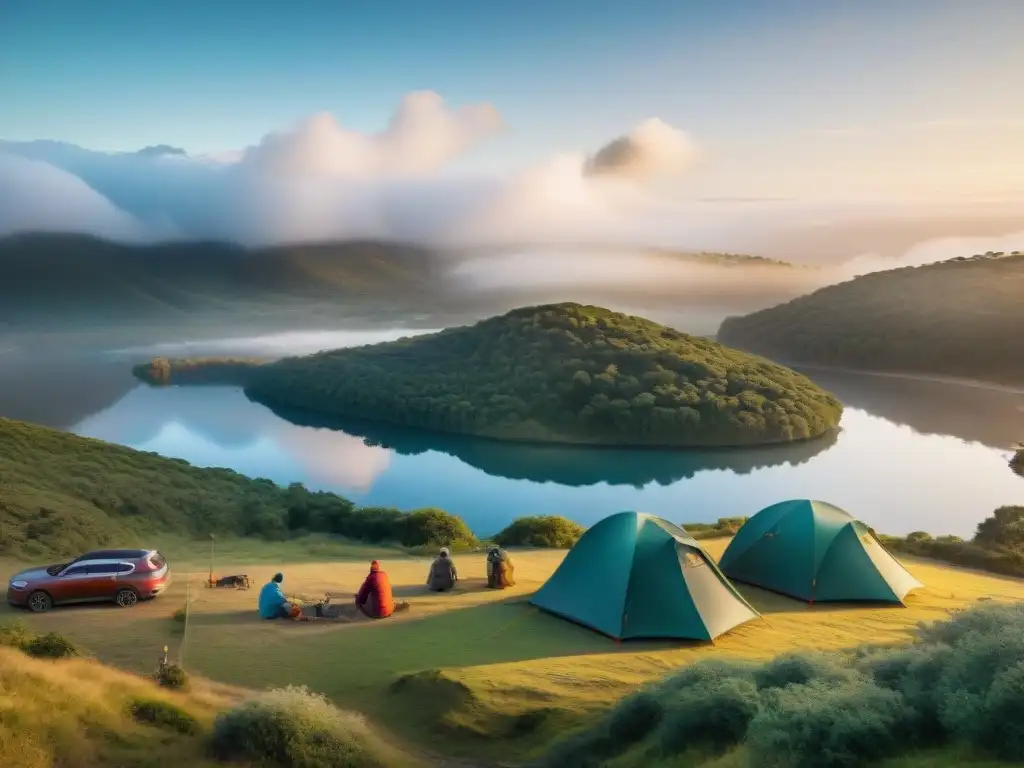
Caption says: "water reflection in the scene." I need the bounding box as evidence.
[69,383,1022,537]
[73,386,392,491]
[801,368,1024,450]
[254,399,840,488]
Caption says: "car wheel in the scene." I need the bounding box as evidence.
[27,591,52,613]
[115,589,139,608]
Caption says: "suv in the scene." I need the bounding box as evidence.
[6,549,171,612]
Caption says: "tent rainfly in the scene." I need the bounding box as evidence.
[529,511,760,641]
[718,499,923,604]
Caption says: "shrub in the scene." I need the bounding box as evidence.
[398,507,476,548]
[0,621,31,649]
[209,685,395,768]
[658,675,761,754]
[605,691,663,747]
[130,697,199,734]
[658,658,757,693]
[934,626,1024,742]
[172,606,187,623]
[979,660,1024,760]
[157,663,189,690]
[746,678,911,768]
[538,730,610,768]
[493,515,585,548]
[856,643,952,745]
[754,651,854,691]
[916,601,1024,646]
[684,517,749,539]
[23,631,78,659]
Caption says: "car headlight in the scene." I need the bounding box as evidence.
[9,580,28,589]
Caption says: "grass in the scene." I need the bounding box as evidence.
[3,539,1024,765]
[0,644,238,768]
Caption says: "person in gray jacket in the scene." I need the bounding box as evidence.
[426,547,458,592]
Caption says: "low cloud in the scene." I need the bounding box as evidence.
[0,90,1017,262]
[0,152,150,242]
[837,231,1024,278]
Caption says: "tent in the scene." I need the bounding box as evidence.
[718,499,923,604]
[529,511,760,641]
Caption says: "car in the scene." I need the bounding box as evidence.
[6,549,171,612]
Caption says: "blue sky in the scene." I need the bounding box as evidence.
[3,0,1022,172]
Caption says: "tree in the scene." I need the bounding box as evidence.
[974,506,1024,552]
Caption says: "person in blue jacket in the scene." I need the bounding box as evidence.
[258,572,293,619]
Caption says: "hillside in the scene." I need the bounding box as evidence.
[718,252,1024,385]
[244,303,843,447]
[0,233,445,328]
[0,417,472,559]
[0,234,819,335]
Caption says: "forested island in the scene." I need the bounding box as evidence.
[1012,445,1023,477]
[718,251,1024,385]
[235,303,842,447]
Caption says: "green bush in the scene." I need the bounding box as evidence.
[684,517,749,540]
[606,691,663,747]
[856,643,952,744]
[157,663,188,690]
[129,697,199,734]
[916,601,1024,646]
[172,606,187,623]
[754,651,854,690]
[209,685,396,768]
[746,678,910,768]
[979,660,1024,760]
[23,631,78,659]
[493,515,585,548]
[0,621,31,649]
[397,507,476,548]
[658,676,761,754]
[934,626,1024,743]
[658,658,757,693]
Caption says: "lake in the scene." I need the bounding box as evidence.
[13,327,1010,540]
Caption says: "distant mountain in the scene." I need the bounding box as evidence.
[718,252,1024,386]
[0,233,822,337]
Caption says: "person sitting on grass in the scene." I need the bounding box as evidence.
[486,546,516,589]
[258,572,296,620]
[426,547,458,592]
[355,560,395,619]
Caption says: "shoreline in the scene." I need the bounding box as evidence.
[793,363,1024,397]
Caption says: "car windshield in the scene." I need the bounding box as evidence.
[46,563,67,576]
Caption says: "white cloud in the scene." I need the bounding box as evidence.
[240,91,501,178]
[0,151,149,241]
[0,90,1018,259]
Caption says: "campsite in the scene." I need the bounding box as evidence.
[4,518,1024,765]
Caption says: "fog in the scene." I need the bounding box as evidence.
[2,90,1020,270]
[108,327,441,361]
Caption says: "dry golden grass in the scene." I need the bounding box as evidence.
[0,645,242,768]
[4,539,1024,763]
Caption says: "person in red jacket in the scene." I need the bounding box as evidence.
[354,560,395,619]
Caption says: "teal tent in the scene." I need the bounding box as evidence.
[529,511,760,641]
[719,499,923,604]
